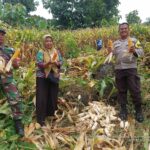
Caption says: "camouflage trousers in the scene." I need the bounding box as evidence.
[0,76,22,120]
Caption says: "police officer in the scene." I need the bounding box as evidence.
[0,29,24,136]
[107,23,144,122]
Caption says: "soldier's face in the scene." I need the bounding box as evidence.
[119,24,130,39]
[0,32,5,45]
[44,37,53,49]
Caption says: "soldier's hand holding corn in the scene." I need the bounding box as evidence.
[12,57,21,69]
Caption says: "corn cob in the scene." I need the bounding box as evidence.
[5,49,20,72]
[0,57,6,73]
[52,51,58,62]
[11,49,20,59]
[128,38,133,50]
[108,39,113,49]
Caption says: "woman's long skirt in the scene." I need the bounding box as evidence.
[36,77,59,125]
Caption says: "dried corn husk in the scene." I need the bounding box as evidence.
[22,100,127,149]
[5,49,20,72]
[44,133,57,149]
[104,52,113,64]
[25,122,36,137]
[74,132,86,150]
[76,101,117,137]
[0,56,5,73]
[52,51,58,62]
[43,48,59,77]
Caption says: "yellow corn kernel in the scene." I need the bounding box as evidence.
[12,49,20,60]
[108,39,113,49]
[52,51,58,61]
[128,38,133,49]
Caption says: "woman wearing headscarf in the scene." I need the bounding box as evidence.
[36,34,62,126]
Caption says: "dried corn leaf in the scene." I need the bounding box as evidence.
[93,136,115,149]
[128,117,135,150]
[35,123,41,129]
[74,132,86,150]
[25,123,36,137]
[51,126,76,133]
[104,52,113,64]
[0,56,5,73]
[115,146,127,150]
[44,133,57,149]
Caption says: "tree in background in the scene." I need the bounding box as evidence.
[144,17,150,25]
[42,0,120,29]
[0,1,49,29]
[2,0,38,13]
[0,2,27,26]
[126,10,141,24]
[25,15,51,29]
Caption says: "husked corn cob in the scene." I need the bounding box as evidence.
[128,38,133,50]
[12,49,20,59]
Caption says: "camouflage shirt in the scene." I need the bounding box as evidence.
[0,46,15,84]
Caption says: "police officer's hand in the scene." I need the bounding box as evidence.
[12,58,20,69]
[129,45,135,53]
[107,47,113,54]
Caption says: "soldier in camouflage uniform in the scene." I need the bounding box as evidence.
[0,29,24,136]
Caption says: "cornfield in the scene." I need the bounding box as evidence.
[0,22,150,150]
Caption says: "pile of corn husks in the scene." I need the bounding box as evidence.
[76,101,117,134]
[22,99,129,150]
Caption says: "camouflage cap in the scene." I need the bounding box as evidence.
[0,29,6,34]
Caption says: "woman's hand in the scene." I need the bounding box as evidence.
[50,61,60,66]
[43,61,60,68]
[44,61,57,67]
